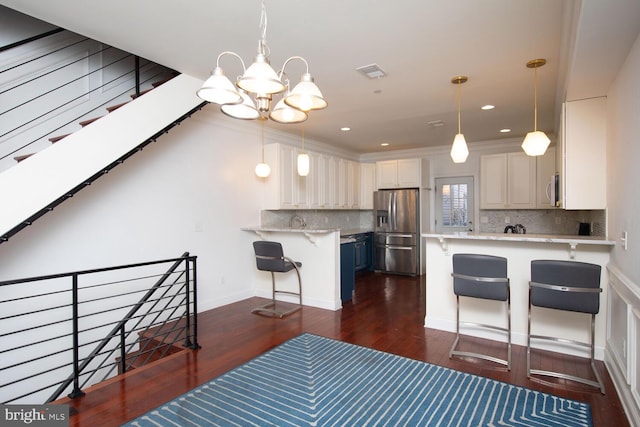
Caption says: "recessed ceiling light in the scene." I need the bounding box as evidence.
[500,128,511,133]
[481,105,495,110]
[340,127,351,132]
[381,143,389,146]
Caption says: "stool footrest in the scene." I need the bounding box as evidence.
[251,301,301,319]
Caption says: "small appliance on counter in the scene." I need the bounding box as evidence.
[504,224,526,234]
[578,222,591,236]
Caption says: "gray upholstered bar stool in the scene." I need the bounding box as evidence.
[252,241,302,318]
[528,259,604,393]
[449,253,511,370]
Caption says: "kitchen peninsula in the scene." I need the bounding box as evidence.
[242,224,373,311]
[422,232,615,359]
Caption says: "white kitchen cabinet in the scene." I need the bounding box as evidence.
[347,161,360,209]
[480,152,536,209]
[559,97,607,210]
[535,148,557,209]
[376,158,423,189]
[263,143,308,209]
[360,163,376,209]
[308,153,324,209]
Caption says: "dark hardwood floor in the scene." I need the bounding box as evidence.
[63,272,629,426]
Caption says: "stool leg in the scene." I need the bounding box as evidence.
[449,295,460,359]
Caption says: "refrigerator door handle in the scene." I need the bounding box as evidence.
[391,192,397,230]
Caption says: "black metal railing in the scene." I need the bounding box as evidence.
[0,28,175,164]
[0,252,199,405]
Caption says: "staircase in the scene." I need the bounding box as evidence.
[117,323,188,374]
[0,74,207,243]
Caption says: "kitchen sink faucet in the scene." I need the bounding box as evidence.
[289,214,307,228]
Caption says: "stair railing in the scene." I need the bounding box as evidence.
[0,252,199,405]
[0,28,174,166]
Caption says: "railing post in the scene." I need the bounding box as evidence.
[68,274,86,399]
[135,55,141,97]
[119,325,127,374]
[183,255,200,349]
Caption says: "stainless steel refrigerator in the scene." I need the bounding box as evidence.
[374,188,419,276]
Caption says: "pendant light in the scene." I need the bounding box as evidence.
[450,76,469,163]
[255,118,271,178]
[297,124,309,176]
[521,58,550,156]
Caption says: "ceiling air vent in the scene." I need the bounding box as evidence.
[356,64,387,79]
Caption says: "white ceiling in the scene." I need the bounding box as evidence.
[2,0,639,154]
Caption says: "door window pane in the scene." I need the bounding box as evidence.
[441,183,468,226]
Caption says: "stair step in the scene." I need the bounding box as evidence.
[79,116,101,127]
[106,101,129,113]
[14,153,34,162]
[151,78,171,88]
[49,134,70,143]
[130,88,153,99]
[116,341,183,374]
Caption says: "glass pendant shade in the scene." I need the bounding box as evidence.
[196,67,242,105]
[297,153,310,176]
[285,74,328,112]
[255,162,271,178]
[238,54,286,95]
[221,91,260,120]
[269,98,307,123]
[521,130,551,156]
[450,133,469,163]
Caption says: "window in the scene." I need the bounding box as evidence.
[435,176,474,233]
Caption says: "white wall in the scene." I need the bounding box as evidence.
[604,33,640,426]
[0,106,280,312]
[607,33,640,287]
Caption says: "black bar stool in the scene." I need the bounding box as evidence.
[528,259,604,393]
[252,241,302,318]
[449,253,511,370]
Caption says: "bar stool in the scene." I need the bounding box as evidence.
[528,259,604,393]
[449,253,511,370]
[252,241,302,318]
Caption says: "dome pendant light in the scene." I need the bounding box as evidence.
[521,58,551,156]
[255,118,271,178]
[297,124,309,177]
[450,76,469,163]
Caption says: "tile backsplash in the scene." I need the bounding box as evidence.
[261,210,374,230]
[478,209,606,236]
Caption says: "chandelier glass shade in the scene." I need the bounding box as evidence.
[450,76,469,163]
[197,0,327,124]
[522,59,550,156]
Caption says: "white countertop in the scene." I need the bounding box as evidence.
[422,232,615,246]
[242,226,373,236]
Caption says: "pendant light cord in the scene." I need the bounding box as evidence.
[457,81,462,134]
[533,66,538,131]
[301,124,305,154]
[261,119,265,162]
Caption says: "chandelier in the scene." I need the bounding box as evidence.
[196,0,327,123]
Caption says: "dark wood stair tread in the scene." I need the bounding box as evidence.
[106,101,129,113]
[49,134,70,143]
[79,116,101,127]
[14,153,34,162]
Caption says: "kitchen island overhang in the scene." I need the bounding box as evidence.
[423,232,615,360]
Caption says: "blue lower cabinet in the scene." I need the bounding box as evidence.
[340,242,355,303]
[354,232,374,272]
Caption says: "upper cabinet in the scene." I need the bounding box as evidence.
[559,97,607,210]
[480,152,536,209]
[360,163,376,209]
[376,158,423,189]
[262,143,371,210]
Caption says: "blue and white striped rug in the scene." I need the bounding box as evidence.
[123,333,592,426]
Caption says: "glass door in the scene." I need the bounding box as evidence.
[435,176,474,233]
